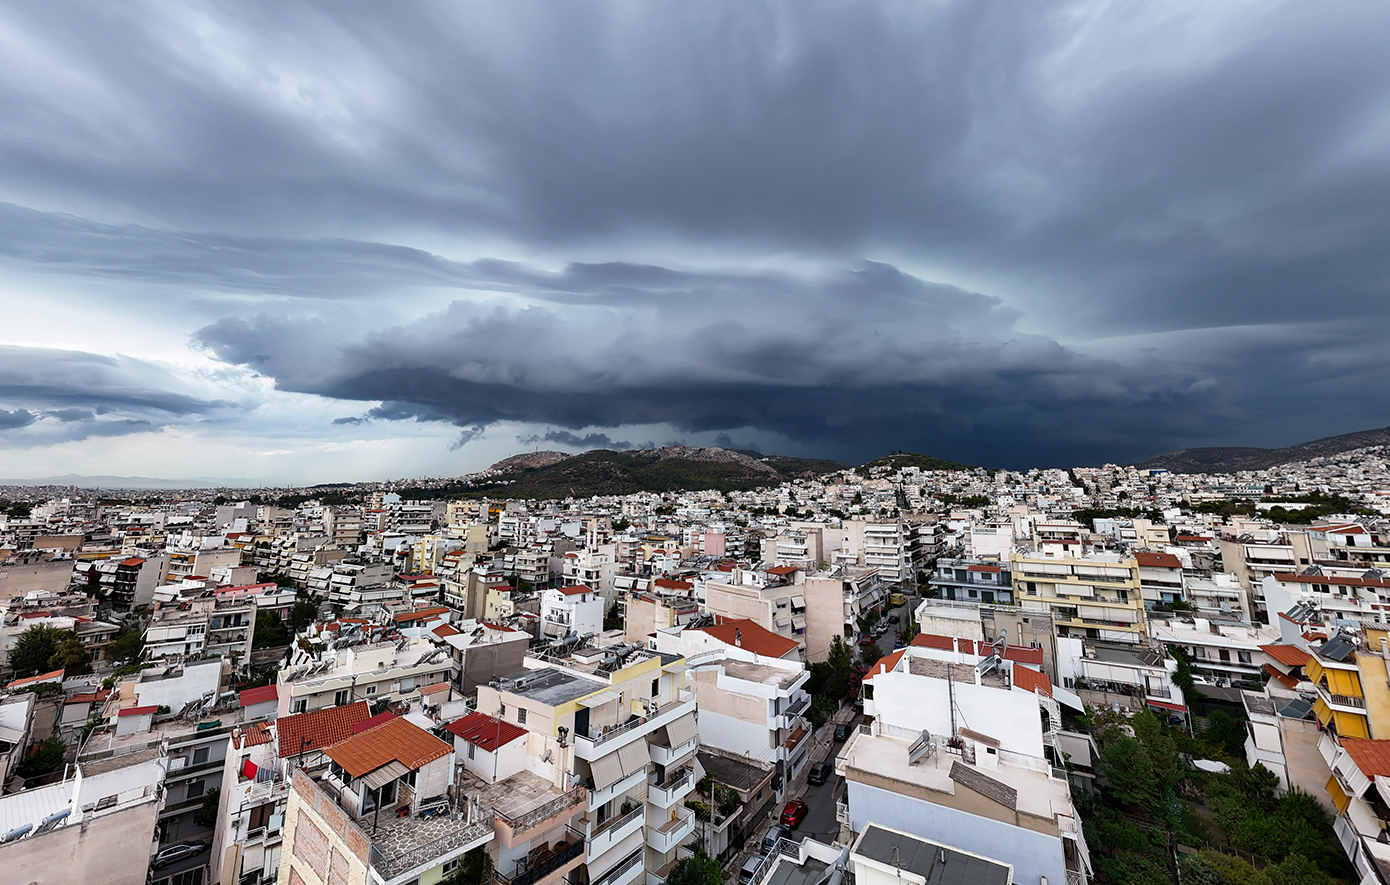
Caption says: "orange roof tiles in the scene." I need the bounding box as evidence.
[1342,739,1390,778]
[1263,664,1298,690]
[967,564,1002,573]
[1012,665,1052,698]
[655,578,694,590]
[911,633,955,651]
[7,669,65,690]
[432,623,460,638]
[766,566,799,575]
[695,618,800,658]
[862,649,906,682]
[1135,551,1182,569]
[558,584,592,596]
[232,722,274,749]
[239,685,279,707]
[394,607,449,623]
[445,712,527,751]
[326,716,452,777]
[277,701,372,758]
[1275,573,1390,589]
[1261,644,1311,667]
[118,557,146,567]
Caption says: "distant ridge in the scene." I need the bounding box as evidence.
[0,473,260,489]
[1135,427,1390,474]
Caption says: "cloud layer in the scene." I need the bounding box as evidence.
[1,1,1389,475]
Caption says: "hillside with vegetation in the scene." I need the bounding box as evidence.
[1136,426,1390,473]
[856,451,976,475]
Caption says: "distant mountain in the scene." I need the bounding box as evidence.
[446,446,848,499]
[858,452,976,474]
[0,473,260,489]
[1135,427,1390,474]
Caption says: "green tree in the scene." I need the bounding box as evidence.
[47,632,92,676]
[440,847,491,885]
[1167,643,1198,703]
[17,737,66,778]
[1202,710,1248,759]
[665,850,722,885]
[1130,710,1183,788]
[859,643,885,667]
[610,517,630,531]
[1177,853,1223,885]
[1099,736,1158,810]
[287,595,321,632]
[253,610,290,649]
[10,624,64,677]
[194,787,221,828]
[105,628,145,664]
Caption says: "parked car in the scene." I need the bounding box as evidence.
[807,761,834,785]
[834,721,852,742]
[739,855,767,885]
[780,800,809,829]
[762,825,790,854]
[858,635,876,647]
[152,841,207,869]
[888,614,900,624]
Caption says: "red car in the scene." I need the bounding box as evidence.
[858,635,876,647]
[780,800,808,829]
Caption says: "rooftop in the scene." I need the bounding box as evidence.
[326,715,451,778]
[853,823,1013,885]
[496,667,608,708]
[721,659,804,691]
[277,701,372,758]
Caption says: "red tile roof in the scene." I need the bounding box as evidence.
[911,633,956,651]
[1263,664,1299,690]
[277,701,372,758]
[1342,739,1390,778]
[418,682,450,696]
[1260,644,1311,667]
[695,618,800,658]
[326,716,452,777]
[352,711,396,734]
[1135,551,1182,569]
[119,705,158,717]
[239,685,279,707]
[1275,573,1390,589]
[394,607,449,623]
[967,564,1002,573]
[655,578,694,590]
[766,566,799,576]
[862,649,906,682]
[65,691,109,705]
[432,623,460,637]
[558,584,592,596]
[445,712,527,751]
[1175,535,1213,542]
[1012,664,1052,698]
[6,669,65,690]
[232,722,274,749]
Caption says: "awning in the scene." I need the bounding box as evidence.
[362,760,410,791]
[1327,774,1352,814]
[664,713,697,748]
[589,753,624,790]
[1146,699,1188,714]
[617,739,651,777]
[579,690,621,708]
[790,596,805,610]
[791,615,806,630]
[776,618,791,628]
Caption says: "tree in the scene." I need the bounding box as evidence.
[48,632,92,676]
[287,595,321,632]
[253,610,290,649]
[440,847,491,885]
[17,737,66,779]
[665,850,722,885]
[1099,736,1158,810]
[10,624,64,677]
[105,628,145,664]
[1167,644,1199,703]
[1202,710,1248,759]
[859,643,884,667]
[194,787,221,828]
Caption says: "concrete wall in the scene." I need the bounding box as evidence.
[2,799,160,885]
[871,668,1045,759]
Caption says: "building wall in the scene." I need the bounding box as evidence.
[1,799,160,885]
[845,782,1067,885]
[869,669,1046,759]
[279,771,372,885]
[802,577,847,663]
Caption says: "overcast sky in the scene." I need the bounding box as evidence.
[2,1,1389,483]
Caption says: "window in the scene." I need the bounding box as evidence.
[334,689,349,706]
[468,742,475,760]
[499,704,506,718]
[292,698,307,714]
[192,747,209,765]
[186,780,204,799]
[517,708,527,725]
[1238,651,1252,664]
[444,859,461,875]
[365,684,377,696]
[652,678,660,699]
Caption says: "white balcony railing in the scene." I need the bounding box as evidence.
[645,806,695,853]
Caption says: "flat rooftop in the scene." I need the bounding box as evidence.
[838,730,1071,825]
[499,668,607,706]
[722,660,802,690]
[908,657,1008,690]
[768,856,829,885]
[855,823,1012,885]
[460,769,567,825]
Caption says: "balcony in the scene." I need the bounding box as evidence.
[496,787,588,846]
[645,806,695,853]
[368,809,496,884]
[647,858,678,885]
[585,805,645,862]
[649,735,697,768]
[588,768,648,812]
[1327,692,1367,710]
[494,827,586,885]
[590,848,644,885]
[646,767,695,809]
[573,691,696,761]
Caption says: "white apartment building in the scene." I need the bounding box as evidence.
[541,584,604,640]
[325,560,397,612]
[276,632,453,717]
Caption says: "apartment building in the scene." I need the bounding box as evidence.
[1263,569,1390,627]
[1146,615,1279,687]
[1321,737,1390,879]
[1312,523,1390,568]
[1218,529,1315,618]
[541,584,604,640]
[144,594,256,663]
[930,557,1013,605]
[1134,551,1185,609]
[839,636,1089,885]
[1182,571,1249,620]
[71,553,169,611]
[1011,551,1146,645]
[324,560,397,612]
[476,644,699,885]
[277,633,453,718]
[703,566,808,660]
[802,565,888,660]
[842,519,911,584]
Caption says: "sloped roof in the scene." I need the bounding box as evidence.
[695,618,800,658]
[239,685,279,707]
[326,716,452,778]
[558,584,593,596]
[277,701,372,758]
[1263,664,1298,690]
[6,669,65,690]
[1343,739,1390,778]
[1260,644,1311,667]
[352,711,396,734]
[444,712,527,751]
[1135,551,1182,569]
[862,649,906,682]
[1012,664,1052,698]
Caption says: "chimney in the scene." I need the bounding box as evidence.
[735,629,742,648]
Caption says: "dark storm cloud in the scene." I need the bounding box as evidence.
[518,431,652,452]
[3,2,1390,465]
[0,409,37,430]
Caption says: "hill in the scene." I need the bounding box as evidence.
[856,452,976,475]
[440,446,848,499]
[1135,427,1390,473]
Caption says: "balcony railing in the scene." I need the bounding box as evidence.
[1328,693,1366,709]
[587,804,644,860]
[494,826,586,885]
[497,787,586,836]
[370,811,496,882]
[648,767,694,807]
[591,848,644,885]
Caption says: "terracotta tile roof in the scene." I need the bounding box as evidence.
[1342,739,1390,778]
[766,566,799,575]
[119,705,158,717]
[482,622,516,632]
[418,682,450,696]
[65,690,109,704]
[119,557,146,567]
[444,712,527,751]
[911,633,955,651]
[695,618,800,658]
[558,584,594,596]
[239,685,279,707]
[6,669,65,690]
[352,711,396,734]
[1275,573,1390,589]
[1263,664,1299,690]
[232,722,274,749]
[959,727,1000,748]
[432,623,460,637]
[862,649,906,681]
[1012,664,1052,698]
[1260,644,1311,667]
[1135,551,1182,569]
[326,716,452,777]
[655,578,694,590]
[394,607,449,623]
[967,564,1002,573]
[277,701,372,758]
[1175,535,1213,542]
